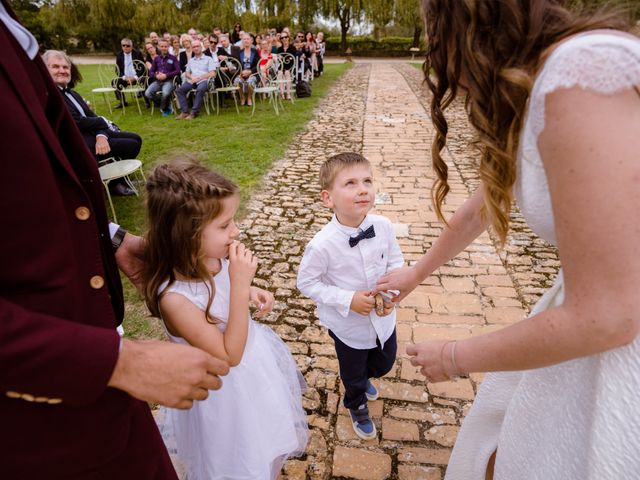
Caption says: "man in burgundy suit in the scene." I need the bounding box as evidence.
[0,2,228,478]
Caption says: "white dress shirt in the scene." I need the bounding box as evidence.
[186,54,218,83]
[297,214,404,349]
[122,51,136,78]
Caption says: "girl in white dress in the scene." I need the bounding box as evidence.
[143,159,308,480]
[376,1,640,479]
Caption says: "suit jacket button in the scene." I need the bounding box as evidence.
[75,206,91,220]
[21,393,35,402]
[90,275,105,289]
[6,391,21,399]
[47,398,63,405]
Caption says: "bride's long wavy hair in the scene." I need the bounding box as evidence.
[143,158,238,320]
[422,0,628,244]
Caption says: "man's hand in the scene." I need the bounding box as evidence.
[95,135,111,156]
[350,291,375,316]
[156,72,166,81]
[108,339,229,409]
[250,286,274,318]
[115,232,145,292]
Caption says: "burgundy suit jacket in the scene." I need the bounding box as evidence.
[0,6,170,478]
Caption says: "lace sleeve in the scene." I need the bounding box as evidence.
[528,34,640,141]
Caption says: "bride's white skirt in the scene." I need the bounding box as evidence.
[445,272,640,479]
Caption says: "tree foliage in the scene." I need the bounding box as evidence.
[8,0,639,54]
[321,0,364,53]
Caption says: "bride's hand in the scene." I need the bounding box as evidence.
[406,341,452,383]
[375,265,422,302]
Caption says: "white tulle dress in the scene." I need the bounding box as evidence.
[156,259,308,480]
[445,34,640,479]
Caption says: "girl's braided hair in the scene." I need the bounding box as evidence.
[143,158,238,320]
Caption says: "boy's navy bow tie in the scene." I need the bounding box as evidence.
[349,225,375,247]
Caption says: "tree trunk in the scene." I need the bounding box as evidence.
[412,26,422,48]
[341,23,349,53]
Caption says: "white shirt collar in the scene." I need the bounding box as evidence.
[330,214,372,236]
[1,2,38,59]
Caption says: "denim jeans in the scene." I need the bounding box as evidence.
[176,80,209,115]
[144,80,174,111]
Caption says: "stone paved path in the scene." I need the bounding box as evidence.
[239,62,560,479]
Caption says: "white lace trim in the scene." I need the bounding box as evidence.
[528,34,640,142]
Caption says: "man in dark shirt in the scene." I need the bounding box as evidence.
[144,39,180,116]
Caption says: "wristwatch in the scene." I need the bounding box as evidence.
[111,226,127,251]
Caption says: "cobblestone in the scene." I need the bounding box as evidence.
[233,62,563,478]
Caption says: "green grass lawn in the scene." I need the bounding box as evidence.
[75,62,351,338]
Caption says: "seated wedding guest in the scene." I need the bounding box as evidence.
[217,33,240,60]
[276,31,296,100]
[231,22,242,44]
[234,33,259,106]
[306,31,318,77]
[271,32,281,53]
[316,31,325,76]
[175,39,217,120]
[258,39,274,85]
[169,35,181,56]
[293,33,310,81]
[149,31,159,47]
[145,39,180,116]
[178,34,193,72]
[114,37,145,109]
[43,50,141,196]
[204,33,219,58]
[144,40,157,71]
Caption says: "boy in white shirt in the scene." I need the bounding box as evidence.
[297,152,404,440]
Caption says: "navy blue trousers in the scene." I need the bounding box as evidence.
[329,328,397,410]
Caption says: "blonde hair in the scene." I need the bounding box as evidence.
[423,0,628,244]
[319,152,371,190]
[143,158,238,320]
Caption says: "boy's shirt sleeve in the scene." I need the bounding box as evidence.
[297,243,355,318]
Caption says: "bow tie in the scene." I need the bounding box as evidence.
[349,225,375,248]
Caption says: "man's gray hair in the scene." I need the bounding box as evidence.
[42,50,71,67]
[121,37,133,45]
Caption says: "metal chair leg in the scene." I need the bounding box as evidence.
[103,181,117,223]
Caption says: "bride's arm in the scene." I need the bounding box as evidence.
[375,186,487,301]
[411,85,640,381]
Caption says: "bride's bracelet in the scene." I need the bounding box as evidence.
[440,340,455,379]
[441,340,465,379]
[451,340,460,375]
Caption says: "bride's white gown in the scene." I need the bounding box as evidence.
[445,34,640,480]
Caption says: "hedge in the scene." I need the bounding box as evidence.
[324,35,424,57]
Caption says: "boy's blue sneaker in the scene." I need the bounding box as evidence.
[349,403,377,440]
[161,108,172,117]
[365,379,379,401]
